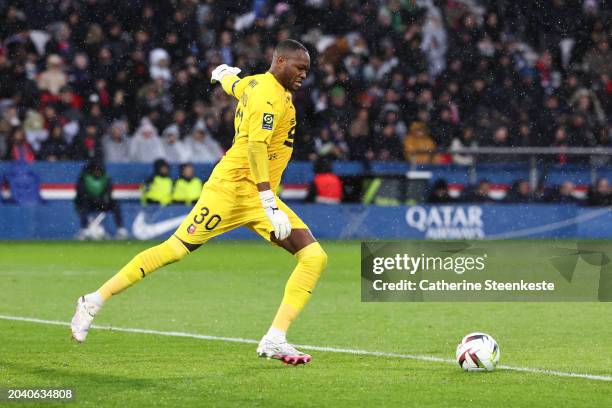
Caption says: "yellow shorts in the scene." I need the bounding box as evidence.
[174,179,308,245]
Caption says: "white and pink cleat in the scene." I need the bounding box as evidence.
[257,336,312,365]
[70,296,100,342]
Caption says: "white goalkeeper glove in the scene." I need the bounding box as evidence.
[259,190,291,241]
[210,64,241,83]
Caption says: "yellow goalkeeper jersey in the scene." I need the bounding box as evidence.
[210,72,296,191]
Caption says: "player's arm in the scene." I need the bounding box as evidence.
[250,143,291,241]
[211,64,247,99]
[246,90,291,240]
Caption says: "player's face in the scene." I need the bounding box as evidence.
[282,51,310,91]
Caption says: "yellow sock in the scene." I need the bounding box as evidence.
[98,235,189,300]
[271,242,327,332]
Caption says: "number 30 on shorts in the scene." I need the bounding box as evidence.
[193,206,222,230]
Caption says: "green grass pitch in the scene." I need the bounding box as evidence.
[1,240,611,407]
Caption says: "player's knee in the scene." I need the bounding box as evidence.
[315,246,328,272]
[299,243,328,273]
[162,235,190,263]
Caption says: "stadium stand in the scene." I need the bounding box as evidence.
[0,0,610,207]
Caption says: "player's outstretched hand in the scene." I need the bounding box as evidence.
[211,64,241,84]
[259,190,292,241]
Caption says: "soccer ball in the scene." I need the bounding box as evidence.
[456,332,500,372]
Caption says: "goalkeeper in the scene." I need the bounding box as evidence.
[71,39,327,366]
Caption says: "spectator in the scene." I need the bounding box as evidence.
[482,126,513,162]
[136,79,173,118]
[430,107,457,146]
[546,181,579,204]
[567,113,594,147]
[161,124,189,163]
[169,109,191,139]
[71,122,103,161]
[427,179,454,203]
[149,48,172,84]
[569,88,605,128]
[39,125,70,161]
[421,6,447,78]
[74,161,128,240]
[22,110,47,153]
[183,124,224,164]
[6,126,35,162]
[516,123,535,147]
[584,40,612,78]
[306,156,343,204]
[0,104,20,143]
[404,122,437,164]
[68,52,93,96]
[141,159,173,206]
[376,124,404,161]
[550,126,570,164]
[463,179,495,203]
[450,126,477,166]
[587,178,611,206]
[489,126,512,148]
[347,108,374,161]
[0,103,20,155]
[293,130,317,161]
[128,120,164,163]
[102,120,130,163]
[314,127,342,159]
[56,85,84,123]
[378,105,407,141]
[506,180,536,203]
[212,107,235,150]
[536,95,563,145]
[171,70,196,112]
[320,86,350,127]
[37,54,67,96]
[172,163,202,206]
[92,48,116,83]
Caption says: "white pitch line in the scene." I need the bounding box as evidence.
[1,314,611,382]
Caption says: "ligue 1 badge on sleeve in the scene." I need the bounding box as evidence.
[262,113,274,130]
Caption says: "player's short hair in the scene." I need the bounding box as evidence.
[275,39,308,56]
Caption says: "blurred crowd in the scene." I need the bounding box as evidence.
[0,0,610,167]
[426,177,611,205]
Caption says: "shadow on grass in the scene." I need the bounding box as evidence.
[0,359,162,390]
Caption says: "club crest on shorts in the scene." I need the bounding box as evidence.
[187,224,196,234]
[262,113,274,130]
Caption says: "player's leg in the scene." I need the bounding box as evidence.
[268,228,327,335]
[71,182,236,342]
[247,200,327,364]
[70,234,191,341]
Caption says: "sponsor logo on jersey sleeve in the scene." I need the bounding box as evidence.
[262,113,274,130]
